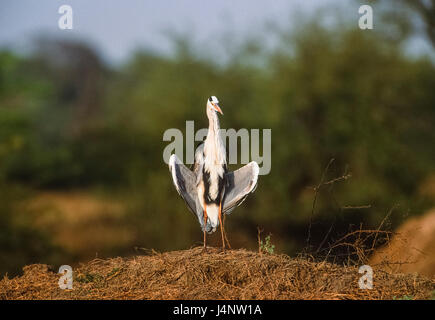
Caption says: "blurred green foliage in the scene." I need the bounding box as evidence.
[0,183,63,276]
[0,15,434,275]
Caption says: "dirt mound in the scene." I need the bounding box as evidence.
[22,191,132,257]
[369,209,435,278]
[1,247,433,300]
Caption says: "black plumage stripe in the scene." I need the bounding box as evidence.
[202,167,227,205]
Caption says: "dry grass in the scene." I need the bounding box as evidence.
[0,247,433,300]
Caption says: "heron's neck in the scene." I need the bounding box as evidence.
[205,111,226,166]
[208,111,220,135]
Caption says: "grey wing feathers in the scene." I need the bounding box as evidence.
[169,154,199,216]
[169,154,211,233]
[223,161,259,214]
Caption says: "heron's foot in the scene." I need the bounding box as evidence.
[201,246,208,254]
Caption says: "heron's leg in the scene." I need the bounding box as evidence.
[203,204,208,253]
[218,202,225,252]
[223,213,232,249]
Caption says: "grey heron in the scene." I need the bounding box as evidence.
[169,96,259,252]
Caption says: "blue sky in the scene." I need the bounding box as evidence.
[0,1,432,64]
[0,0,350,63]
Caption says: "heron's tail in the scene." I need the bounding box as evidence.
[201,204,220,234]
[202,222,216,234]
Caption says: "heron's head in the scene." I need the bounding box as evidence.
[207,96,223,115]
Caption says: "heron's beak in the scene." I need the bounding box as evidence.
[213,103,223,115]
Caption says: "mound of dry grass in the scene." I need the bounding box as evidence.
[0,247,434,300]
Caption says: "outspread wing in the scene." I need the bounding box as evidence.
[169,154,210,232]
[223,161,259,214]
[169,154,199,216]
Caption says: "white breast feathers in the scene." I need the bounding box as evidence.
[203,131,226,200]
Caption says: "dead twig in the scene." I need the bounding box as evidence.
[306,158,336,249]
[257,227,264,254]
